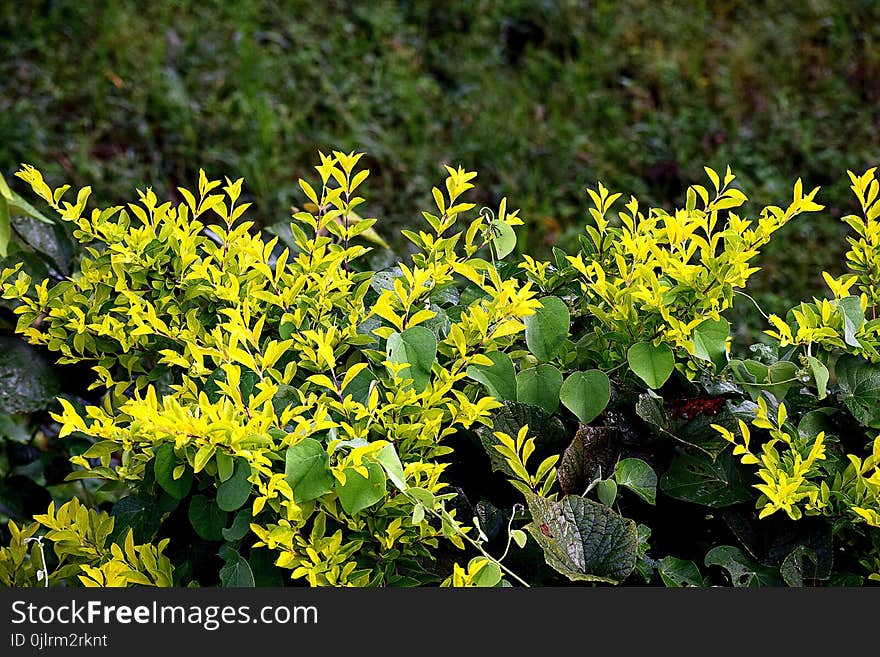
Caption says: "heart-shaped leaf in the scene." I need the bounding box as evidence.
[524,296,570,361]
[285,438,334,502]
[386,326,437,393]
[660,450,754,507]
[835,355,880,428]
[217,460,252,512]
[153,444,193,500]
[613,458,657,505]
[335,462,387,515]
[491,221,517,259]
[627,341,674,389]
[516,364,563,413]
[467,350,517,401]
[559,369,610,423]
[692,317,729,372]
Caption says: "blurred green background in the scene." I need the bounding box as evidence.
[2,0,879,323]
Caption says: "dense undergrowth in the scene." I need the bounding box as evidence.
[0,151,878,587]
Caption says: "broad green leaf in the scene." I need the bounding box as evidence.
[217,460,252,512]
[470,557,503,587]
[838,296,865,348]
[467,350,517,401]
[188,495,228,542]
[704,545,782,587]
[627,342,674,389]
[0,337,61,415]
[658,556,704,587]
[491,222,517,259]
[216,451,234,482]
[835,355,880,428]
[110,496,167,545]
[219,548,255,588]
[479,401,568,478]
[284,438,334,502]
[386,326,437,392]
[524,296,570,361]
[596,479,618,506]
[559,369,610,423]
[516,364,563,413]
[525,493,638,584]
[153,444,192,500]
[691,317,729,372]
[335,462,387,515]
[765,360,798,401]
[634,393,729,458]
[780,545,824,587]
[729,358,769,400]
[660,450,754,507]
[222,509,253,542]
[806,356,829,400]
[375,443,406,492]
[613,458,657,505]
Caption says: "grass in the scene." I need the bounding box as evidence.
[2,0,879,327]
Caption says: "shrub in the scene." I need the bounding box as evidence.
[0,153,878,587]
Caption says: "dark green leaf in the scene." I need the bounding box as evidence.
[467,350,517,401]
[658,556,704,587]
[335,462,387,515]
[627,342,674,389]
[153,444,192,500]
[595,479,617,506]
[557,425,616,495]
[110,496,166,545]
[284,438,333,502]
[219,548,255,587]
[222,509,253,542]
[188,495,228,542]
[217,460,252,512]
[559,369,610,423]
[386,326,437,392]
[524,296,570,361]
[479,401,568,478]
[0,337,61,415]
[806,356,829,400]
[660,450,754,507]
[516,364,563,413]
[780,545,822,587]
[525,493,638,584]
[765,360,798,401]
[835,355,880,428]
[704,545,782,586]
[614,458,657,505]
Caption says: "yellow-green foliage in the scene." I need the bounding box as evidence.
[0,498,173,587]
[715,399,880,528]
[557,168,823,370]
[1,152,540,586]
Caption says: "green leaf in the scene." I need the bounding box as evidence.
[217,460,252,512]
[729,359,769,400]
[691,317,729,372]
[516,364,563,413]
[284,438,334,502]
[470,558,503,587]
[215,452,234,483]
[806,356,829,400]
[511,529,528,549]
[627,342,674,389]
[110,496,166,545]
[557,425,616,495]
[525,493,638,584]
[660,450,754,508]
[835,355,880,428]
[0,337,61,415]
[375,443,406,492]
[491,221,517,259]
[704,545,782,587]
[595,479,618,506]
[467,350,517,401]
[634,393,729,458]
[658,556,704,587]
[780,545,823,587]
[838,296,865,348]
[187,495,228,542]
[335,462,387,515]
[559,369,610,423]
[524,296,570,361]
[766,360,798,401]
[613,458,657,505]
[153,444,193,500]
[219,548,255,588]
[386,326,437,392]
[222,509,253,542]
